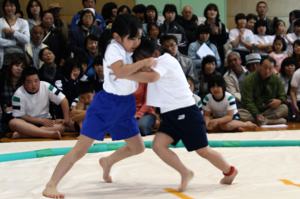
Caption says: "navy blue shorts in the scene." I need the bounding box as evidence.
[80,91,139,141]
[159,105,208,151]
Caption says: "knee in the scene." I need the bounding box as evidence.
[196,147,210,159]
[8,118,20,130]
[152,141,160,154]
[128,143,145,155]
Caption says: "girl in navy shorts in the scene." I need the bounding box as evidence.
[130,39,238,192]
[43,14,155,199]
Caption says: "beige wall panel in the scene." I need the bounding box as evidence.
[227,0,300,29]
[19,0,135,25]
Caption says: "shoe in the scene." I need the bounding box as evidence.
[265,118,287,125]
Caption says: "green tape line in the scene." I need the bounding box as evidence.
[0,140,299,163]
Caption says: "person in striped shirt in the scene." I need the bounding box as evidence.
[203,75,257,132]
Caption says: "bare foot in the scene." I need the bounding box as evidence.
[178,170,194,192]
[42,185,64,199]
[11,132,23,139]
[51,131,62,139]
[246,121,258,131]
[99,157,112,183]
[220,167,238,185]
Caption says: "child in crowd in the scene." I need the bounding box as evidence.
[187,76,202,112]
[203,75,257,132]
[129,39,238,192]
[43,14,155,198]
[70,81,95,130]
[269,35,288,73]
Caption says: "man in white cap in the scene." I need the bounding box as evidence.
[245,53,261,73]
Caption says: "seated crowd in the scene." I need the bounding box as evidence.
[1,0,300,139]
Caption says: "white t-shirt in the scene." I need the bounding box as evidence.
[229,28,254,51]
[103,39,138,95]
[12,81,65,118]
[290,68,300,101]
[146,53,195,113]
[202,91,238,118]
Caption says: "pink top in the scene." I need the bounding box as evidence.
[269,52,288,73]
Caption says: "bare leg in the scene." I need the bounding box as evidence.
[196,146,238,185]
[42,135,94,198]
[152,133,194,192]
[9,119,61,139]
[221,120,257,132]
[99,133,144,183]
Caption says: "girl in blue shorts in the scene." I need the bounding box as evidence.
[43,14,155,199]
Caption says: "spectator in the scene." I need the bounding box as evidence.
[246,13,257,32]
[279,57,296,121]
[134,83,158,136]
[9,67,72,139]
[25,25,47,69]
[160,4,188,54]
[198,55,221,99]
[256,1,274,34]
[253,19,274,57]
[41,10,67,66]
[26,0,43,30]
[89,55,104,92]
[177,5,198,45]
[204,3,228,65]
[245,53,261,73]
[132,4,146,24]
[0,0,30,69]
[203,75,257,132]
[0,53,25,133]
[101,2,117,29]
[68,8,102,54]
[269,35,288,73]
[188,24,221,72]
[286,19,300,54]
[229,13,255,64]
[223,51,248,107]
[70,0,105,32]
[239,56,288,125]
[117,5,131,15]
[48,2,64,31]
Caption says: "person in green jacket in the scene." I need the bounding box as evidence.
[239,56,288,125]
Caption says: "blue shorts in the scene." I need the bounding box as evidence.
[159,105,208,151]
[80,91,139,141]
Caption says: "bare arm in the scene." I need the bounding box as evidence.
[60,98,71,124]
[126,70,160,83]
[111,57,155,79]
[290,86,299,112]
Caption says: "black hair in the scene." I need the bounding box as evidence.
[260,56,276,66]
[2,0,19,14]
[82,0,96,5]
[204,3,220,22]
[292,39,300,57]
[234,13,246,24]
[63,58,83,79]
[273,17,285,32]
[208,74,226,92]
[78,9,96,26]
[160,34,178,45]
[101,2,117,21]
[20,66,39,84]
[133,39,156,61]
[117,5,131,15]
[294,18,300,27]
[147,22,160,36]
[145,5,158,23]
[201,55,217,72]
[26,0,43,19]
[84,34,99,49]
[38,47,52,60]
[254,19,268,34]
[162,4,177,17]
[111,14,142,39]
[93,55,103,66]
[196,24,210,35]
[132,4,146,14]
[247,13,257,21]
[272,35,287,52]
[256,1,268,8]
[280,57,296,76]
[41,9,54,20]
[77,81,94,95]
